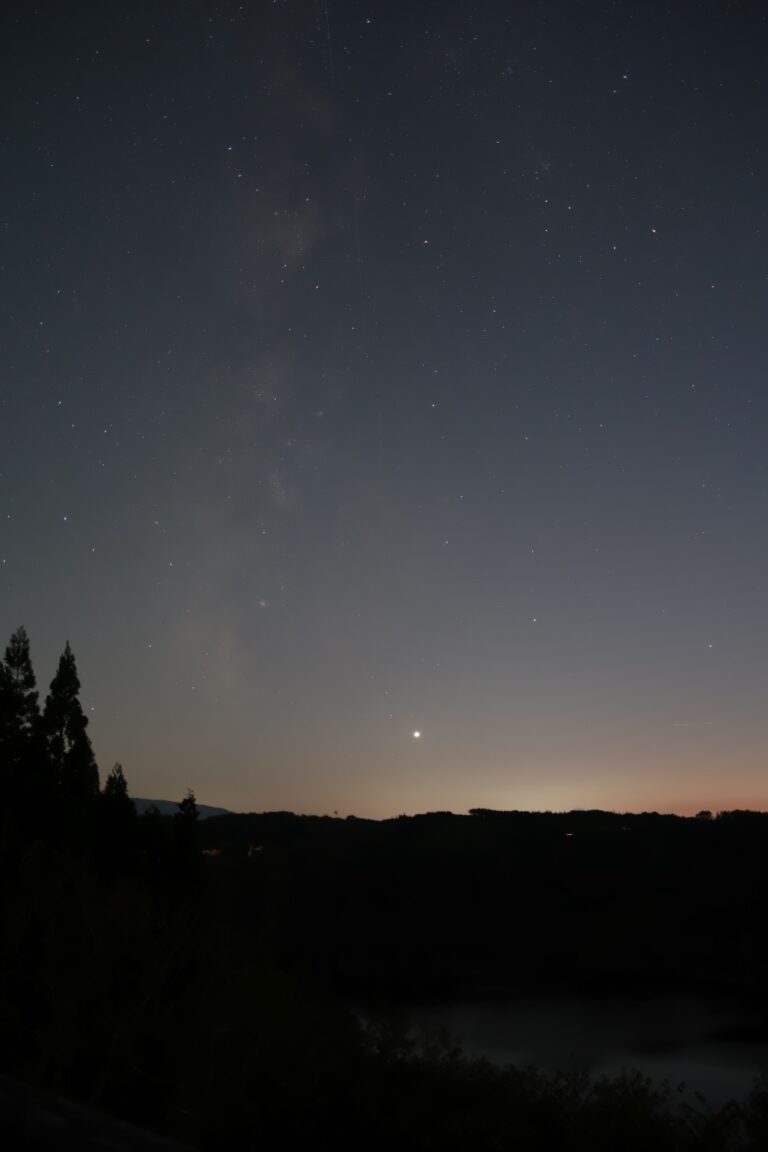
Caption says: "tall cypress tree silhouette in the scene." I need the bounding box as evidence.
[0,657,14,756]
[3,626,39,734]
[43,642,99,803]
[0,626,43,826]
[0,659,14,826]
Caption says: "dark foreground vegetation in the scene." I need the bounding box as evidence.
[3,625,768,1150]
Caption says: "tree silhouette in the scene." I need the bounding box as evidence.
[43,642,99,802]
[103,761,130,806]
[0,658,15,755]
[3,625,39,734]
[99,762,137,869]
[0,660,15,825]
[103,762,135,827]
[177,788,199,823]
[173,788,200,871]
[1,626,40,760]
[0,626,44,828]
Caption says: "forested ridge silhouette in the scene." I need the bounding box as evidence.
[2,625,768,1151]
[202,806,768,1001]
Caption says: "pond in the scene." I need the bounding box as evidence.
[360,994,768,1108]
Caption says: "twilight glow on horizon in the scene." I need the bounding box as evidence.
[2,1,767,818]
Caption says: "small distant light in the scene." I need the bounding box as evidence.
[413,730,421,739]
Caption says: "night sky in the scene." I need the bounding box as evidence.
[3,1,767,817]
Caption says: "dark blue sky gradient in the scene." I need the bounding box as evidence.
[2,1,767,815]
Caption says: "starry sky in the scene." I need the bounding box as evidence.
[2,0,767,817]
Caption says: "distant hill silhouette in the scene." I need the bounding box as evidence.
[196,807,768,1000]
[132,797,231,820]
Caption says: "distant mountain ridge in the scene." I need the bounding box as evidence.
[132,798,232,820]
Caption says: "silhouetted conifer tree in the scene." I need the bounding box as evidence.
[173,788,200,873]
[43,642,99,802]
[0,660,14,827]
[102,762,135,827]
[99,762,137,870]
[1,626,39,761]
[0,626,45,831]
[177,788,199,823]
[0,660,14,753]
[103,761,130,806]
[3,626,39,736]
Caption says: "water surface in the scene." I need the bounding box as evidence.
[365,994,768,1107]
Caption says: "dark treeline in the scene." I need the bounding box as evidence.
[3,625,768,1151]
[201,806,768,1002]
[1,627,100,841]
[0,625,198,871]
